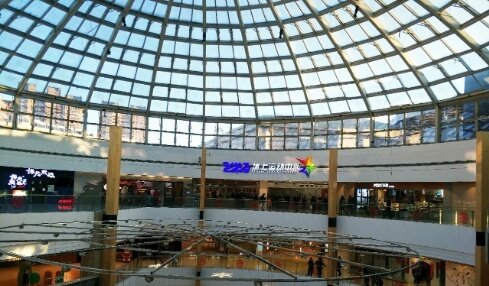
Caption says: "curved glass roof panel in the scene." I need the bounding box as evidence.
[0,0,488,121]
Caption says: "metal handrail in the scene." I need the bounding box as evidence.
[0,193,475,226]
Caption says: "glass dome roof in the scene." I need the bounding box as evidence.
[0,0,488,121]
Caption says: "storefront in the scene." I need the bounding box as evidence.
[355,182,447,209]
[350,249,474,286]
[116,177,189,208]
[0,166,74,212]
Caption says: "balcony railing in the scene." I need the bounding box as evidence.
[339,204,474,226]
[0,193,474,227]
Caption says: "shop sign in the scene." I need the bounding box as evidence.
[372,183,395,188]
[211,272,233,278]
[8,174,27,189]
[57,197,75,211]
[8,168,56,189]
[222,155,317,178]
[26,168,55,178]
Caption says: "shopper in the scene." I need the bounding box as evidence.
[310,196,317,213]
[315,257,324,278]
[339,195,346,214]
[336,256,343,276]
[363,268,370,286]
[260,193,266,211]
[307,257,314,276]
[347,195,355,215]
[385,197,392,219]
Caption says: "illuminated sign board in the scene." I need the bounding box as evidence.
[8,174,27,189]
[7,168,56,189]
[223,156,317,178]
[26,168,55,178]
[57,197,75,211]
[372,183,395,188]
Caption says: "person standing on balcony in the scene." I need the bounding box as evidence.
[347,195,355,215]
[307,257,314,276]
[310,196,317,213]
[336,256,343,276]
[120,185,128,206]
[315,257,324,278]
[339,195,346,214]
[260,193,266,211]
[386,196,392,219]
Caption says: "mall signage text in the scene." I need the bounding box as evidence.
[222,156,317,178]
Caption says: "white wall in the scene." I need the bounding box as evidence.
[338,140,476,182]
[0,129,477,182]
[118,207,200,223]
[204,208,328,231]
[0,211,94,261]
[337,216,475,265]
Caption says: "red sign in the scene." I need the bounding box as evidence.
[57,197,75,211]
[236,259,244,268]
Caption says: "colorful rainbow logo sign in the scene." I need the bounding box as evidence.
[222,155,317,177]
[296,155,317,178]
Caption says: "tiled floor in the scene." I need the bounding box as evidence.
[0,254,432,286]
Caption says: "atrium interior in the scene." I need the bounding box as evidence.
[0,0,488,285]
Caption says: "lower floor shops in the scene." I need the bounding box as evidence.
[0,243,475,286]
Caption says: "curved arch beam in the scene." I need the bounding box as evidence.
[349,0,439,106]
[146,0,174,143]
[233,0,260,122]
[265,0,313,120]
[82,0,136,135]
[12,1,84,128]
[417,0,489,66]
[302,0,373,115]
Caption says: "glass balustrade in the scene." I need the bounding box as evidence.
[0,193,475,227]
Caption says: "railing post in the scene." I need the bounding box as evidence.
[327,149,338,278]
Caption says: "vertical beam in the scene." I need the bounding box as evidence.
[199,147,207,219]
[328,149,338,218]
[327,149,338,278]
[101,126,122,286]
[80,212,103,278]
[435,105,442,143]
[475,132,489,286]
[105,126,123,216]
[196,146,207,286]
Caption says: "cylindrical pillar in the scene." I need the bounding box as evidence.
[101,126,122,286]
[327,149,338,278]
[475,132,489,286]
[196,147,207,286]
[199,147,206,219]
[80,212,103,278]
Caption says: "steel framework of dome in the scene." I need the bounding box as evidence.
[0,0,488,148]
